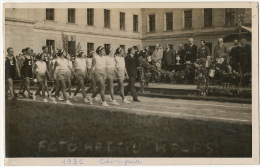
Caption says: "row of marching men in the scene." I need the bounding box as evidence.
[5,46,141,106]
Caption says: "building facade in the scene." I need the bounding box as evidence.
[5,8,251,55]
[5,8,142,55]
[142,8,251,52]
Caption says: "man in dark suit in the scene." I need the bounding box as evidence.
[229,39,241,72]
[176,44,186,64]
[184,38,197,63]
[125,47,140,102]
[162,44,175,71]
[240,38,251,74]
[213,38,228,62]
[197,40,211,59]
[135,45,142,58]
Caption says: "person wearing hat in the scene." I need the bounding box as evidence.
[33,53,51,102]
[125,47,140,102]
[84,51,99,100]
[105,47,120,105]
[72,50,89,103]
[64,53,74,99]
[50,52,63,101]
[115,47,130,104]
[50,49,78,105]
[88,46,109,106]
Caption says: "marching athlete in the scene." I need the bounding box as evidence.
[50,49,78,105]
[105,47,119,105]
[5,47,21,100]
[72,50,89,103]
[65,54,73,99]
[34,53,51,102]
[88,46,109,106]
[18,48,26,96]
[115,47,131,104]
[20,47,34,98]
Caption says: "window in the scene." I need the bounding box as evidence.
[87,43,94,54]
[68,41,76,56]
[184,10,192,29]
[87,8,94,26]
[46,8,54,21]
[46,40,55,54]
[165,13,173,31]
[133,15,138,32]
[104,44,110,50]
[68,8,75,23]
[225,8,236,26]
[120,45,125,51]
[120,12,125,30]
[148,14,156,32]
[104,9,110,28]
[204,9,212,27]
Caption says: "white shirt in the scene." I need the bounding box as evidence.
[74,58,87,70]
[56,58,69,70]
[115,56,125,68]
[35,61,47,74]
[94,55,106,70]
[106,56,116,68]
[87,58,92,69]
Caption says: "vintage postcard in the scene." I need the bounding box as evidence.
[2,1,259,166]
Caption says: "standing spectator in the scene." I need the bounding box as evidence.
[152,44,163,65]
[162,44,175,71]
[213,38,228,63]
[135,45,142,58]
[240,38,251,74]
[197,40,211,59]
[125,47,140,102]
[184,38,197,64]
[229,39,241,72]
[176,44,185,64]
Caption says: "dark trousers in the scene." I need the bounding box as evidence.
[124,76,138,100]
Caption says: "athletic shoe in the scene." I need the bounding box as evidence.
[88,97,93,105]
[84,98,89,103]
[111,100,119,105]
[123,98,131,104]
[57,97,64,101]
[72,96,78,102]
[102,101,109,107]
[43,98,48,103]
[50,97,57,104]
[65,100,73,105]
[94,97,100,101]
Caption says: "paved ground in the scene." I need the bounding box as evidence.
[17,90,252,125]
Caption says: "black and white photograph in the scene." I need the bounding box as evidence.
[2,2,259,166]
